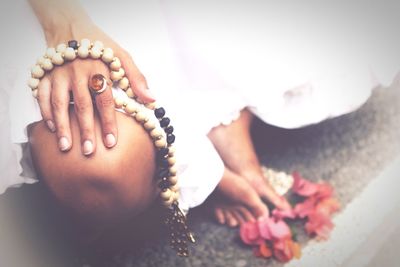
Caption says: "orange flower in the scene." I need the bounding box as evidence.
[259,242,273,258]
[305,211,334,240]
[273,239,302,262]
[273,239,294,262]
[289,241,302,259]
[316,197,340,216]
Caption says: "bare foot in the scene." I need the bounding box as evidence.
[212,167,269,227]
[208,109,291,211]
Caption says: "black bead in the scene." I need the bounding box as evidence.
[155,107,166,118]
[68,40,78,50]
[165,126,174,134]
[158,168,169,179]
[160,159,169,168]
[159,179,170,189]
[167,134,176,144]
[160,117,170,128]
[159,147,169,157]
[156,153,166,162]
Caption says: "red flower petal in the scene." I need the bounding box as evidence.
[257,215,273,240]
[305,211,334,240]
[258,216,292,240]
[273,239,294,263]
[316,197,341,216]
[294,196,318,218]
[240,221,264,245]
[292,172,319,197]
[315,183,334,199]
[272,208,296,220]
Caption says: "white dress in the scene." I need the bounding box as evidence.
[0,0,398,211]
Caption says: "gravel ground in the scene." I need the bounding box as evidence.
[0,83,399,267]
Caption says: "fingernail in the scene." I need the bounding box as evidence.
[83,140,93,155]
[46,120,56,132]
[59,137,70,151]
[105,133,116,148]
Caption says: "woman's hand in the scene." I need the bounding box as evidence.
[37,20,155,156]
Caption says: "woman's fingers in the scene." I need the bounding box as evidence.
[120,52,155,103]
[37,76,55,132]
[51,72,72,152]
[72,72,96,156]
[91,70,117,149]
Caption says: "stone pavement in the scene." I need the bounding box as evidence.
[0,84,399,267]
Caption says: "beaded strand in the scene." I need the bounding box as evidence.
[28,39,194,256]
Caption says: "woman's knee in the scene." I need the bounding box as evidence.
[28,108,158,221]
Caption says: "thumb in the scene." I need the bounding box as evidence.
[121,54,156,103]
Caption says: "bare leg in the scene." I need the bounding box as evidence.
[208,109,291,211]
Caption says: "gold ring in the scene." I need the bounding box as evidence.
[89,74,109,94]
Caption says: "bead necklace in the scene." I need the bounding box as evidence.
[28,39,195,257]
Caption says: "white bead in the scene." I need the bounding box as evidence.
[125,101,139,114]
[168,146,176,156]
[90,46,102,59]
[150,128,163,139]
[56,43,67,53]
[101,47,114,63]
[155,138,167,148]
[37,56,46,66]
[45,47,56,58]
[64,47,76,61]
[170,184,179,192]
[80,38,91,48]
[31,65,45,79]
[51,52,64,65]
[28,77,40,89]
[161,189,172,200]
[125,88,135,98]
[93,40,104,50]
[163,197,174,207]
[42,58,53,71]
[144,120,156,130]
[77,46,89,58]
[168,156,176,166]
[114,96,125,108]
[135,111,148,122]
[145,102,157,110]
[118,77,129,90]
[172,191,180,201]
[169,165,178,175]
[32,89,38,98]
[168,175,178,185]
[110,68,125,81]
[110,57,121,71]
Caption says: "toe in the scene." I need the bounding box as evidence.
[242,187,269,218]
[224,210,238,228]
[231,209,245,225]
[214,207,226,224]
[237,206,256,222]
[263,185,291,210]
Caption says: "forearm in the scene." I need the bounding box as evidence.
[27,0,93,46]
